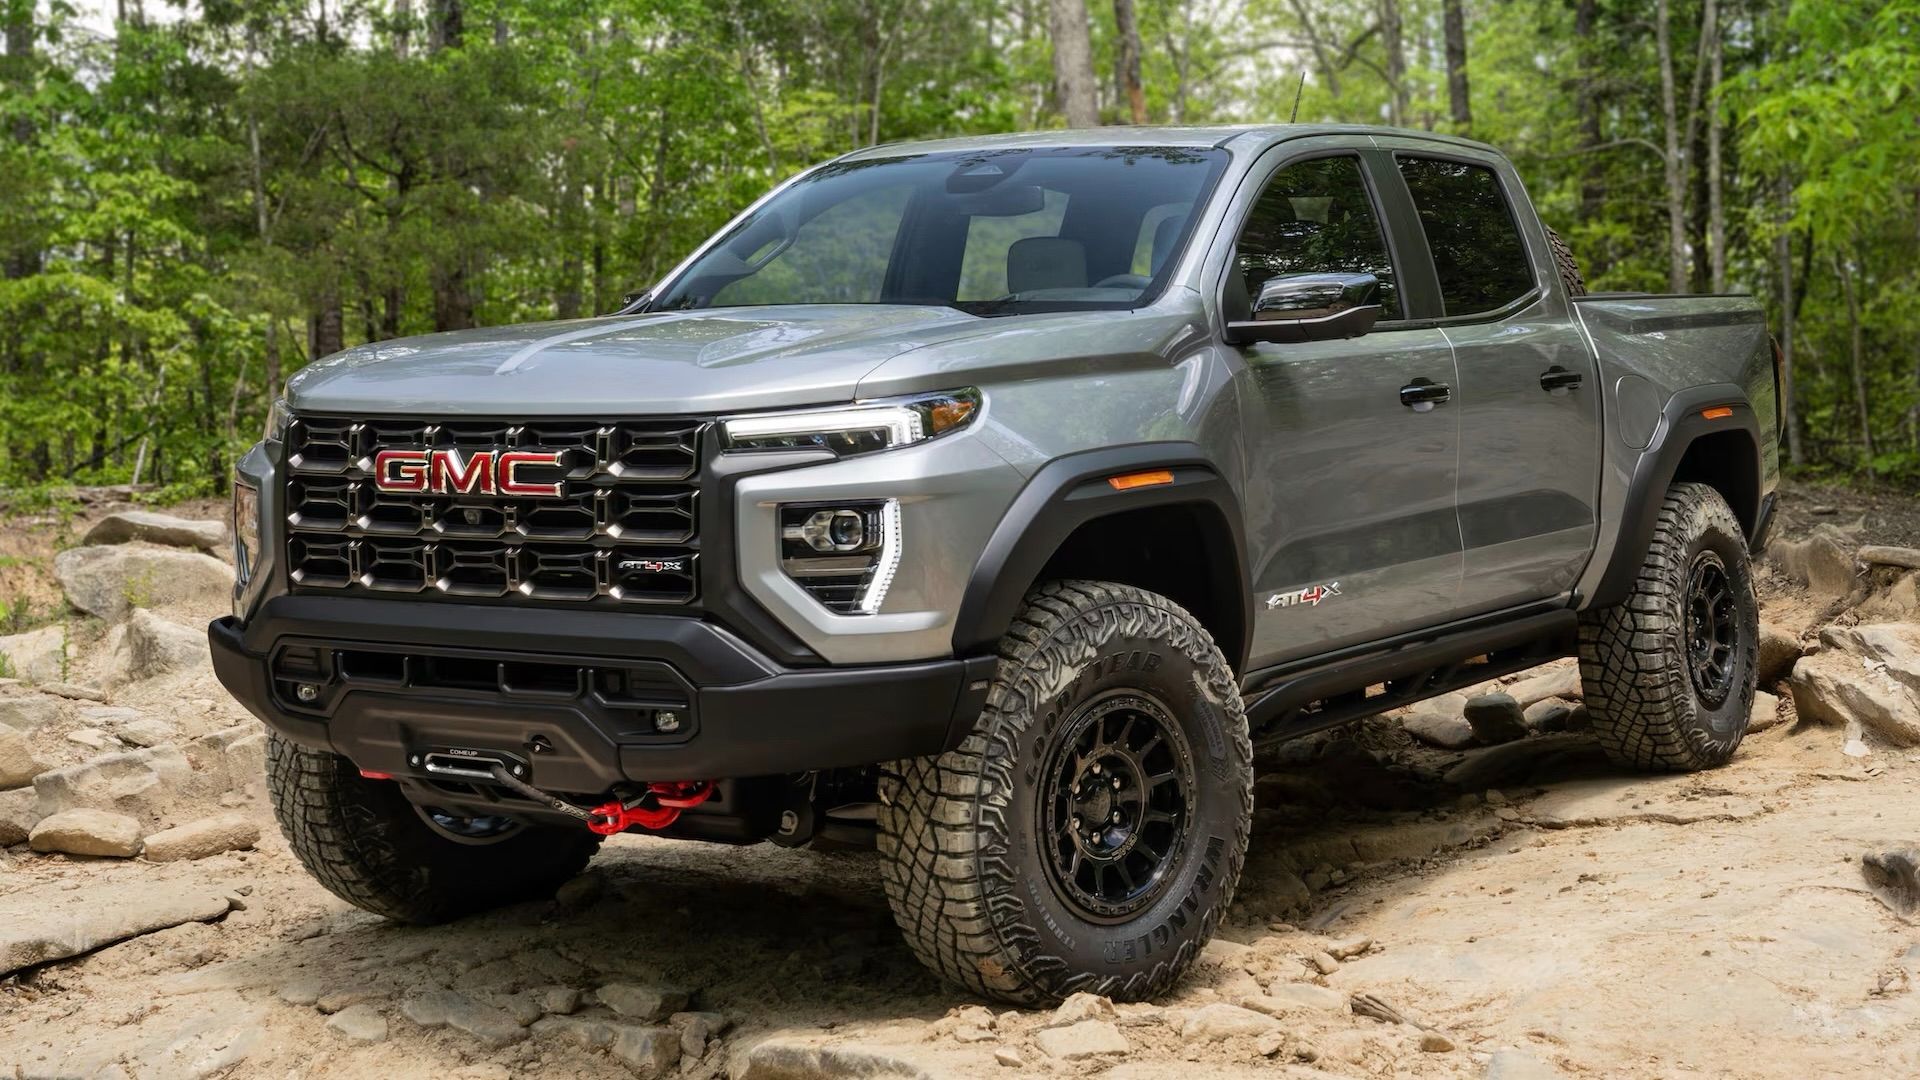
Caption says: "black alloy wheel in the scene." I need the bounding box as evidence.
[1684,550,1738,708]
[1041,691,1196,922]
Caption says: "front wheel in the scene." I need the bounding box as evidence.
[1578,482,1759,771]
[877,581,1253,1005]
[267,733,602,923]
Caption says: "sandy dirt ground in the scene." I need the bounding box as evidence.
[2,486,1918,1079]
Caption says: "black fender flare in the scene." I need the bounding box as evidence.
[1588,383,1763,609]
[950,443,1253,669]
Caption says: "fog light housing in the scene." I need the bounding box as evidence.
[779,500,900,614]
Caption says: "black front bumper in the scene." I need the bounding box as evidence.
[210,596,996,790]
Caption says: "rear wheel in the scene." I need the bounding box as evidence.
[1546,225,1586,297]
[1577,483,1758,771]
[267,733,601,923]
[878,581,1253,1005]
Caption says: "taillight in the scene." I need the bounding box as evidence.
[1769,335,1786,432]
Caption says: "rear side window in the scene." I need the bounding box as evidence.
[1396,157,1533,317]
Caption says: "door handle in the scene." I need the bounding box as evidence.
[1399,378,1452,412]
[1540,366,1583,394]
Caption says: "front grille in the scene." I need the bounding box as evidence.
[283,416,702,606]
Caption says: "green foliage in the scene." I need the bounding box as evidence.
[0,0,1914,488]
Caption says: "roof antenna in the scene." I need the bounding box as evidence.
[1290,71,1306,123]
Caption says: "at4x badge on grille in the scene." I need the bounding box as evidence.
[372,448,563,497]
[1267,580,1342,610]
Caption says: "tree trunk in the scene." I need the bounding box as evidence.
[429,0,461,52]
[393,0,411,59]
[1574,0,1604,271]
[1380,0,1408,127]
[1113,0,1147,124]
[243,25,283,403]
[1048,0,1099,128]
[3,2,37,284]
[1442,0,1470,132]
[1655,0,1687,293]
[1706,11,1726,293]
[310,289,345,360]
[1836,251,1875,476]
[432,262,473,332]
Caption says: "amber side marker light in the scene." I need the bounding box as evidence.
[1108,469,1176,491]
[1701,406,1735,421]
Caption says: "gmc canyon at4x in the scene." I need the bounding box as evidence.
[211,124,1780,1005]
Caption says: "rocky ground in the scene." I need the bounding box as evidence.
[3,485,1920,1079]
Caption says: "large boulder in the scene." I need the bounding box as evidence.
[1788,623,1920,747]
[29,807,144,857]
[185,724,269,795]
[82,510,226,553]
[0,880,231,977]
[1767,524,1856,598]
[1403,709,1476,750]
[104,608,211,684]
[1860,571,1920,622]
[53,544,232,620]
[0,787,38,845]
[1860,546,1920,571]
[1464,692,1530,745]
[142,814,260,862]
[0,727,44,790]
[0,694,61,731]
[1756,622,1803,686]
[33,744,192,826]
[1749,689,1784,733]
[0,625,65,684]
[1504,664,1583,706]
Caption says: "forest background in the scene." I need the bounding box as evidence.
[0,0,1913,497]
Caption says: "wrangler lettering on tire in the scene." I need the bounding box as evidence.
[876,581,1254,1005]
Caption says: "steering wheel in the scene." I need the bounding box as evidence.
[1092,273,1152,290]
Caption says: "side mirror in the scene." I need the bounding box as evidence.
[1225,272,1382,345]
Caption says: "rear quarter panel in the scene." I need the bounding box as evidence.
[1570,294,1780,602]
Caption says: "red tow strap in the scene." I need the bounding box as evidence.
[586,781,715,836]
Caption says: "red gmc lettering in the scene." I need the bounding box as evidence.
[371,448,562,496]
[497,451,563,496]
[431,449,495,495]
[372,449,430,492]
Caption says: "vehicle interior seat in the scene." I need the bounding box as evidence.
[1006,236,1087,294]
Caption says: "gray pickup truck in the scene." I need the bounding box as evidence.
[211,124,1779,1005]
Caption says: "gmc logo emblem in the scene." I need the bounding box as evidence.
[372,448,563,497]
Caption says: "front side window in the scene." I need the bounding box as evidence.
[654,147,1230,317]
[1396,157,1534,316]
[1232,155,1399,319]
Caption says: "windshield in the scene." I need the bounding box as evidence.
[649,146,1229,316]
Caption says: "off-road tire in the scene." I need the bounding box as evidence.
[267,733,601,923]
[1546,225,1586,297]
[1577,483,1758,771]
[877,580,1254,1006]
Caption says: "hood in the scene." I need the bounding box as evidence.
[284,305,988,417]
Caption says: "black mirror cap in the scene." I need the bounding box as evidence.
[1225,303,1382,345]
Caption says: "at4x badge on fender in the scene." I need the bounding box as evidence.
[1266,580,1342,610]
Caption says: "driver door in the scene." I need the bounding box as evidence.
[1229,149,1465,668]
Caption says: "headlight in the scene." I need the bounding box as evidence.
[720,388,980,456]
[232,479,260,611]
[264,397,292,443]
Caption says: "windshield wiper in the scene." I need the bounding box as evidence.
[947,298,1026,317]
